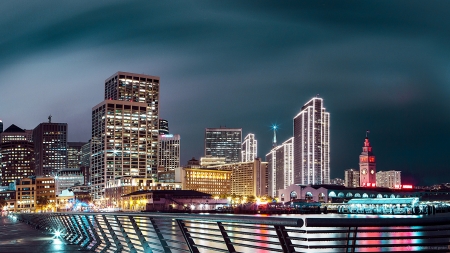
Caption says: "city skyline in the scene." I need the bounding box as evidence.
[1,1,450,185]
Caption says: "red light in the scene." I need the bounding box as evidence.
[402,185,413,189]
[371,183,376,187]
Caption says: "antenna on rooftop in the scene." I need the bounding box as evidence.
[48,115,52,123]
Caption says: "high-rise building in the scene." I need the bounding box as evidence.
[91,72,159,199]
[205,127,242,163]
[0,120,3,133]
[0,124,34,186]
[266,137,294,198]
[158,134,180,171]
[265,148,276,197]
[33,122,68,176]
[159,119,169,135]
[80,141,91,186]
[293,96,330,185]
[241,133,257,162]
[359,134,376,187]
[275,138,294,195]
[344,168,360,188]
[376,170,401,189]
[67,142,86,168]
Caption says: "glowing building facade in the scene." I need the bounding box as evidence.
[181,167,232,196]
[0,125,34,186]
[376,170,401,189]
[241,133,257,162]
[158,134,180,171]
[293,97,330,185]
[205,127,242,163]
[91,72,160,200]
[67,142,86,168]
[344,168,360,188]
[33,122,68,177]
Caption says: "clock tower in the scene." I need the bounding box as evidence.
[359,131,376,187]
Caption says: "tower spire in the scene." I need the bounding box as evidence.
[366,130,370,138]
[272,124,277,148]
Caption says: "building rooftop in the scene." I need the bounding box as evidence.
[122,190,211,198]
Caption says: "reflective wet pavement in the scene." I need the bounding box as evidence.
[0,215,91,253]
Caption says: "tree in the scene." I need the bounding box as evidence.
[36,196,49,211]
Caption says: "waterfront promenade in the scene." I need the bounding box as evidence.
[0,215,91,253]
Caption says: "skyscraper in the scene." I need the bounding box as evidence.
[0,120,3,133]
[33,121,68,176]
[0,124,34,186]
[67,142,86,168]
[266,137,294,197]
[159,119,169,135]
[205,127,242,163]
[158,134,180,171]
[241,133,257,162]
[293,96,330,185]
[359,133,376,187]
[91,72,159,199]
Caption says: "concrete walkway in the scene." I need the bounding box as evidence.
[0,215,91,253]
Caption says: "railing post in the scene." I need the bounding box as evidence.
[93,215,112,253]
[114,216,137,253]
[176,219,200,253]
[102,214,124,253]
[129,216,153,253]
[345,227,358,253]
[83,215,102,251]
[217,222,236,253]
[274,225,295,253]
[149,217,171,253]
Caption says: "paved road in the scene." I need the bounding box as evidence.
[0,215,91,253]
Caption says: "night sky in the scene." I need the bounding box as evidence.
[1,1,449,186]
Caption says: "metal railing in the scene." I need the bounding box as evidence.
[13,212,450,252]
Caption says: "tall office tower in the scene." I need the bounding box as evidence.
[0,120,3,133]
[67,142,86,168]
[91,72,159,200]
[359,133,376,187]
[376,170,401,189]
[265,148,276,197]
[159,119,169,135]
[0,125,35,186]
[33,122,68,176]
[275,138,294,195]
[293,96,330,185]
[80,141,91,185]
[158,134,180,171]
[344,168,360,188]
[205,127,242,163]
[241,133,257,162]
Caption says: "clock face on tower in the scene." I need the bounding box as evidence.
[362,169,367,175]
[371,170,374,174]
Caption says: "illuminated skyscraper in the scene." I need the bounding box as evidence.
[158,134,180,171]
[67,142,86,168]
[293,96,330,185]
[241,133,257,162]
[359,133,376,187]
[0,124,34,186]
[266,137,294,197]
[91,72,160,199]
[33,122,68,176]
[205,127,242,163]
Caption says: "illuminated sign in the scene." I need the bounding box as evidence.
[402,185,413,189]
[161,134,173,138]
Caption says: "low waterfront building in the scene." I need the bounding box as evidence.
[121,190,228,211]
[278,184,450,203]
[104,176,181,208]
